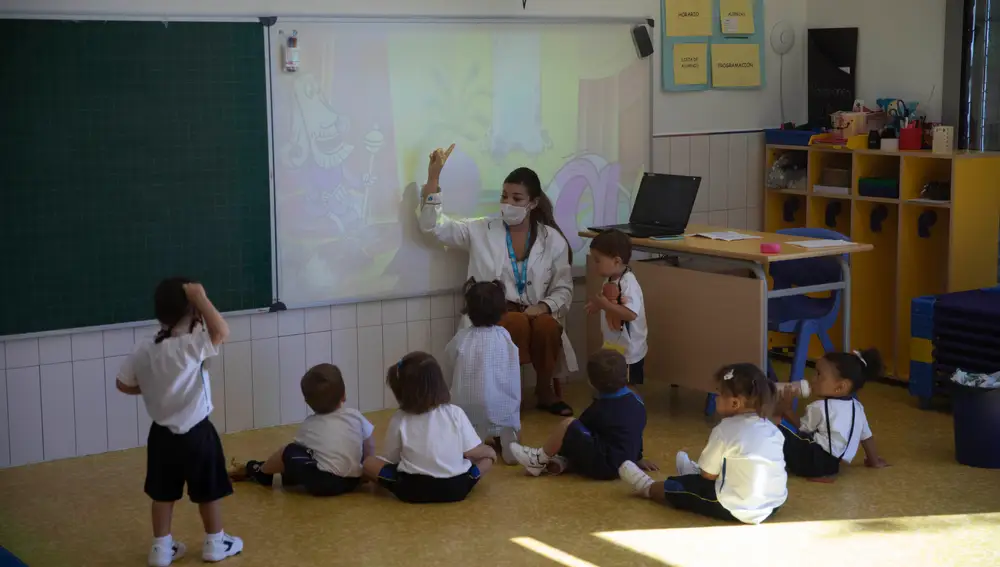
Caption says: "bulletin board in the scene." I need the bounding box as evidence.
[661,0,765,92]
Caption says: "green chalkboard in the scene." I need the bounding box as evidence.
[0,20,273,335]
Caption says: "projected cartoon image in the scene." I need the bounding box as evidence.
[272,24,649,304]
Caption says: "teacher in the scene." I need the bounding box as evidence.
[418,144,578,416]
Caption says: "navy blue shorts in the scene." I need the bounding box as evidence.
[559,420,619,480]
[779,420,841,478]
[628,358,646,385]
[377,463,481,503]
[281,443,361,497]
[145,418,232,504]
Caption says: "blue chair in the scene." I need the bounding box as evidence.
[767,227,851,386]
[702,228,851,416]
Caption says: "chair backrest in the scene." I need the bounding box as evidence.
[771,228,850,290]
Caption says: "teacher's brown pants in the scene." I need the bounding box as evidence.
[500,307,564,403]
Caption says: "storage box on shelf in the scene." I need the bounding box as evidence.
[763,145,1000,380]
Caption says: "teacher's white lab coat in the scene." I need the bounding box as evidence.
[418,193,579,374]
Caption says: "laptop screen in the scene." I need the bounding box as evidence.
[629,173,701,227]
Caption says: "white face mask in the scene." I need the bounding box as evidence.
[500,203,529,225]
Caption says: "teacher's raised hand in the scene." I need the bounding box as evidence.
[427,143,455,183]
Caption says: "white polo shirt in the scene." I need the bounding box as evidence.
[117,328,217,435]
[800,398,872,463]
[698,413,788,525]
[380,404,482,478]
[599,270,648,365]
[294,408,374,478]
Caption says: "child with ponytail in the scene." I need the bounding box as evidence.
[619,363,788,525]
[777,348,889,480]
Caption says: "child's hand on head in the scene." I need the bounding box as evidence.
[182,283,206,301]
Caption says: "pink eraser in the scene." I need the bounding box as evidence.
[761,243,781,254]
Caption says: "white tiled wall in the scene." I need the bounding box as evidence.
[0,285,589,468]
[652,132,765,231]
[0,133,764,469]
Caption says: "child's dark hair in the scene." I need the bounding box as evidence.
[386,351,450,414]
[589,229,632,264]
[587,349,629,393]
[822,348,883,393]
[461,278,507,327]
[153,277,197,344]
[301,363,345,414]
[716,363,776,418]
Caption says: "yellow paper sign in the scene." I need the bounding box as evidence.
[673,43,708,85]
[711,43,761,88]
[664,0,713,37]
[720,0,755,34]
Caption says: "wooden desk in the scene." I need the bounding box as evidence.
[580,225,873,412]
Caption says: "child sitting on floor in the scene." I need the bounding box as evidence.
[442,278,521,464]
[619,363,788,525]
[229,363,374,496]
[778,348,889,481]
[361,352,497,503]
[509,349,656,479]
[585,229,648,384]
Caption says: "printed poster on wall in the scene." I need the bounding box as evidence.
[719,0,755,35]
[711,43,761,87]
[673,43,708,85]
[664,0,713,37]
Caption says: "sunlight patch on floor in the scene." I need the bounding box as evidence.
[595,513,1000,567]
[511,537,603,567]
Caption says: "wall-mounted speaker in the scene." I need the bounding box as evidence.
[632,25,654,59]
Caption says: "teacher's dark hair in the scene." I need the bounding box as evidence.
[504,167,573,264]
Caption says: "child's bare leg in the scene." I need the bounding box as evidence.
[542,417,576,456]
[648,481,667,503]
[472,457,494,476]
[260,447,285,475]
[510,418,575,475]
[151,501,174,538]
[198,500,223,535]
[361,456,388,482]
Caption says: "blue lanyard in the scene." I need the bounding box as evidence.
[505,226,530,296]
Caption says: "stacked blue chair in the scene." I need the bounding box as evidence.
[910,286,1000,408]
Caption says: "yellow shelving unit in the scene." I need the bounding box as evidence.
[763,145,1000,380]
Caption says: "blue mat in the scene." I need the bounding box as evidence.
[0,547,27,567]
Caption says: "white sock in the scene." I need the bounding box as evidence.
[205,531,224,543]
[675,451,700,476]
[153,535,173,547]
[619,461,654,497]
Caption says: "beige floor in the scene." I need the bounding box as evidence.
[2,380,1000,567]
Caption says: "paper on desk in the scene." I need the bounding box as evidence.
[788,239,851,249]
[693,231,761,242]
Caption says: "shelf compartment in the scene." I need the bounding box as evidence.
[765,193,806,232]
[853,152,901,197]
[901,155,953,201]
[807,196,852,234]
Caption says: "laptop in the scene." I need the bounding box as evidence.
[588,173,701,238]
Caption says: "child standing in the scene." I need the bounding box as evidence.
[442,278,521,464]
[508,350,655,479]
[585,230,647,384]
[115,279,241,566]
[361,352,497,503]
[778,348,889,480]
[620,363,787,524]
[228,363,374,496]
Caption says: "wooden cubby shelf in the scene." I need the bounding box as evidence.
[763,145,1000,380]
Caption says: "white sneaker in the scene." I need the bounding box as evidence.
[618,460,654,496]
[675,451,700,476]
[148,540,185,567]
[546,455,570,475]
[499,427,520,465]
[509,443,547,476]
[202,533,243,562]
